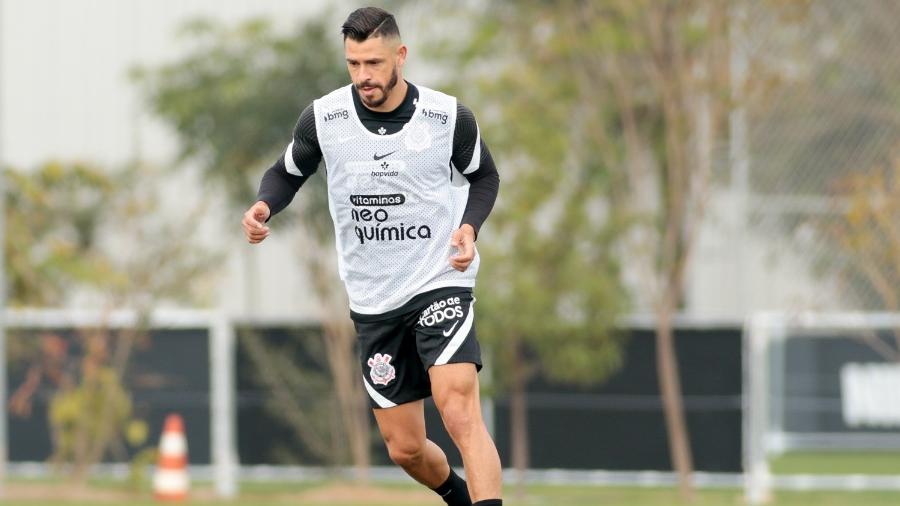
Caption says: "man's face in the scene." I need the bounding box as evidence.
[345,36,406,109]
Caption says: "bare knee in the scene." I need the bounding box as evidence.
[431,364,483,446]
[439,395,479,445]
[385,436,426,469]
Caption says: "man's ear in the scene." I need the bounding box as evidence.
[397,44,408,66]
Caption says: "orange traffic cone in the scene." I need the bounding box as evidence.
[153,413,189,501]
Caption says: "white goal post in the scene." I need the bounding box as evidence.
[0,308,238,499]
[744,312,900,504]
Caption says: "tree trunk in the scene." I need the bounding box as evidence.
[76,330,135,483]
[320,316,370,483]
[240,332,335,459]
[71,328,138,484]
[308,251,371,481]
[509,339,529,500]
[656,288,694,502]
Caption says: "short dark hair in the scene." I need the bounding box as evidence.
[341,7,400,42]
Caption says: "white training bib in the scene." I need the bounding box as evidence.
[314,84,478,314]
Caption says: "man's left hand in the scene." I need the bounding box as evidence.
[449,224,477,272]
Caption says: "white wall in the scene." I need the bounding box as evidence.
[0,0,342,319]
[685,190,843,318]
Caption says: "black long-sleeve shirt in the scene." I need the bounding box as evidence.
[257,82,499,237]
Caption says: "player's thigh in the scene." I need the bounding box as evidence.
[429,363,484,442]
[372,399,427,449]
[429,363,481,415]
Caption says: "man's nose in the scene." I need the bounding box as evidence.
[359,65,377,82]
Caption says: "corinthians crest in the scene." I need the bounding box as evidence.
[404,122,432,152]
[368,353,396,386]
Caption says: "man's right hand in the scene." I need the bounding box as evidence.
[242,201,271,243]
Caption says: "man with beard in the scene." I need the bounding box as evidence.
[241,7,502,506]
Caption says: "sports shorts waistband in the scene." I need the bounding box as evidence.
[350,286,473,323]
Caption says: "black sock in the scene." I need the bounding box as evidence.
[432,468,472,506]
[473,500,502,506]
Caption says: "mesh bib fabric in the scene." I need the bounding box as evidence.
[314,84,478,314]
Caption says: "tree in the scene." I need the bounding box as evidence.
[742,0,900,314]
[5,160,216,483]
[748,0,900,197]
[410,1,634,496]
[5,161,215,309]
[419,0,739,500]
[5,161,120,306]
[826,154,900,357]
[133,16,372,477]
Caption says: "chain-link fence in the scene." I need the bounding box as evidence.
[694,0,900,315]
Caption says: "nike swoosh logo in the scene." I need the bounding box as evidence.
[373,150,397,161]
[443,320,460,337]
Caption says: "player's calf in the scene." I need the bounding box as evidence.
[430,364,502,504]
[385,437,471,506]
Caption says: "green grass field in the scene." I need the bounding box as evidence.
[4,480,900,506]
[771,451,900,475]
[5,453,900,506]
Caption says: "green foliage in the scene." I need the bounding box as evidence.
[748,1,900,195]
[239,330,341,465]
[5,162,123,306]
[3,161,218,307]
[8,329,161,485]
[8,328,161,484]
[125,419,150,447]
[105,164,221,309]
[4,160,216,483]
[421,1,634,387]
[825,157,900,312]
[134,15,368,468]
[49,366,132,467]
[127,446,158,492]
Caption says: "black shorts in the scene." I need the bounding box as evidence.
[353,287,482,409]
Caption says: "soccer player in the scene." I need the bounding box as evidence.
[241,7,502,506]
